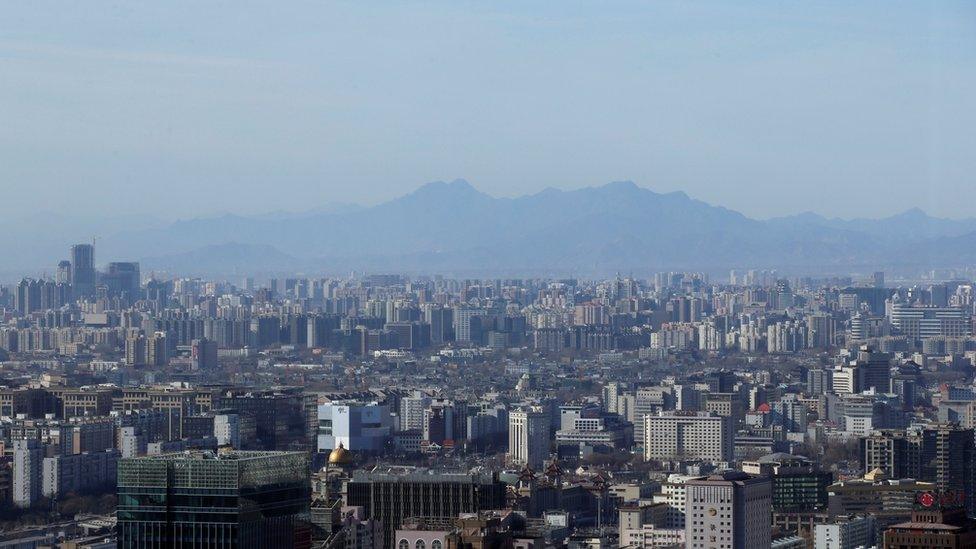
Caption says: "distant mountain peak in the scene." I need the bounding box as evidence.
[416,178,474,191]
[407,178,487,199]
[890,206,930,220]
[81,179,976,276]
[601,180,640,191]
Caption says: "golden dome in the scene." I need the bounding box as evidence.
[328,442,353,465]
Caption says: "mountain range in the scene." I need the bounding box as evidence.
[8,180,976,277]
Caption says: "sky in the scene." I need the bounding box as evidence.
[1,1,974,221]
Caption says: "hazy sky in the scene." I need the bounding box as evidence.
[2,1,974,220]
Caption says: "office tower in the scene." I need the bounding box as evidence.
[685,471,772,549]
[117,450,310,548]
[842,286,891,316]
[929,283,950,307]
[602,382,622,414]
[250,316,281,348]
[930,424,975,515]
[307,314,340,348]
[704,392,745,424]
[832,365,860,395]
[453,306,487,343]
[807,368,832,396]
[891,363,921,410]
[705,371,737,393]
[385,320,430,350]
[103,261,141,297]
[508,406,550,469]
[644,411,733,462]
[873,271,885,289]
[742,454,831,513]
[190,338,218,370]
[861,430,912,479]
[863,424,975,511]
[856,346,893,393]
[807,314,836,349]
[467,402,508,446]
[346,467,506,549]
[70,243,96,299]
[399,393,432,431]
[286,313,308,347]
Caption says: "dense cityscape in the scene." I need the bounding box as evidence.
[0,242,974,548]
[4,2,975,548]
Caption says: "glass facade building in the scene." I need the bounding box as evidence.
[117,450,311,548]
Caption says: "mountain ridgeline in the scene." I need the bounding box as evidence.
[53,180,976,275]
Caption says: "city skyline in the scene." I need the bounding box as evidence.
[3,239,976,547]
[3,3,976,547]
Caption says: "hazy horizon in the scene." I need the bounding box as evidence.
[2,1,974,221]
[6,178,976,224]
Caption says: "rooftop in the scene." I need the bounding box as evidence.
[127,449,304,462]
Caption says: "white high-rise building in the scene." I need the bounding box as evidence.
[508,406,550,469]
[644,411,733,462]
[814,515,875,549]
[685,471,771,549]
[399,393,432,431]
[214,413,241,448]
[453,306,488,343]
[831,366,859,395]
[13,439,44,508]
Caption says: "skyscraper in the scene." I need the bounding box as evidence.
[117,450,310,548]
[508,406,550,469]
[70,243,96,299]
[685,471,772,549]
[103,261,141,297]
[855,346,892,394]
[12,439,44,508]
[930,423,975,516]
[453,306,487,344]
